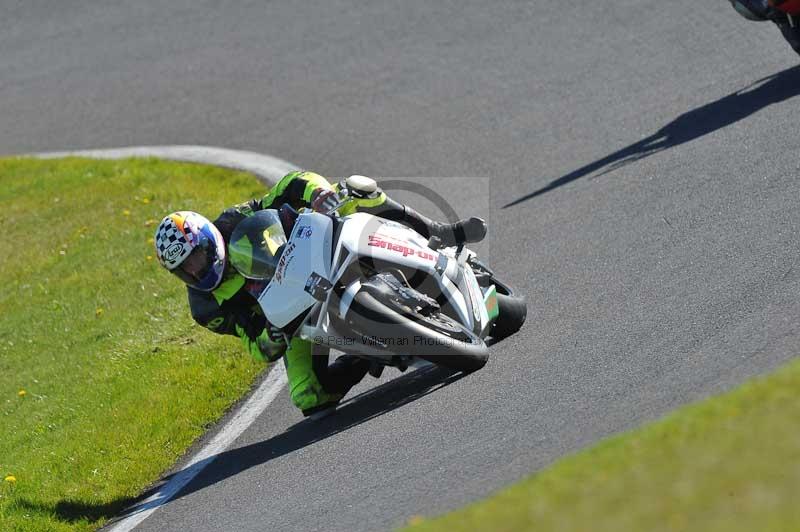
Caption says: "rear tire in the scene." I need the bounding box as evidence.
[472,265,528,339]
[344,291,489,373]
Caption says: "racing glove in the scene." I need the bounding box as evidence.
[237,323,287,362]
[310,187,339,213]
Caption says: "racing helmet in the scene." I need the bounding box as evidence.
[154,211,227,291]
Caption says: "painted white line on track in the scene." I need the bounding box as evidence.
[32,145,300,186]
[29,146,299,531]
[106,364,288,532]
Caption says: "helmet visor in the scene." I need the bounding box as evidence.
[170,238,215,286]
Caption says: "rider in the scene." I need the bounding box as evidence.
[730,0,800,55]
[154,170,487,417]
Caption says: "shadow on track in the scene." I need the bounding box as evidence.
[163,364,467,502]
[24,364,466,525]
[504,64,800,208]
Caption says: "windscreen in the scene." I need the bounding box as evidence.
[228,210,288,280]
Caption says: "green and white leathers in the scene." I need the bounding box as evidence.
[184,170,427,413]
[181,170,488,414]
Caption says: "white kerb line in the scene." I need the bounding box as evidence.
[28,146,300,531]
[106,363,288,532]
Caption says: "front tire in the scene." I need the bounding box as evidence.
[344,291,489,372]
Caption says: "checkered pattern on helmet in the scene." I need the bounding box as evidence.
[155,216,191,268]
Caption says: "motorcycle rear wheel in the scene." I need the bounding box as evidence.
[492,292,527,339]
[469,261,527,339]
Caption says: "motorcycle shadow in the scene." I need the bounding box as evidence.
[112,364,467,521]
[30,364,468,525]
[326,361,467,423]
[169,364,467,501]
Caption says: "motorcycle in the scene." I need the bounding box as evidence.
[771,0,800,16]
[228,176,527,374]
[733,0,800,19]
[731,0,800,57]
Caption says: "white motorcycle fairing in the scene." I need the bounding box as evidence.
[257,211,492,354]
[256,212,334,328]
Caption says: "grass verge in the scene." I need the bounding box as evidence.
[0,157,268,531]
[404,357,800,532]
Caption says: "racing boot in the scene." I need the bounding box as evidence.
[324,354,371,393]
[367,196,487,248]
[301,396,342,419]
[301,354,371,418]
[401,204,487,247]
[429,216,488,247]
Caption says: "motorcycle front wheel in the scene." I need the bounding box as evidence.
[344,291,489,373]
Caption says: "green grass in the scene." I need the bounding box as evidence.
[0,157,269,531]
[404,358,800,532]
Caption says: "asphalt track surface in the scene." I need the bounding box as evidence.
[3,2,800,531]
